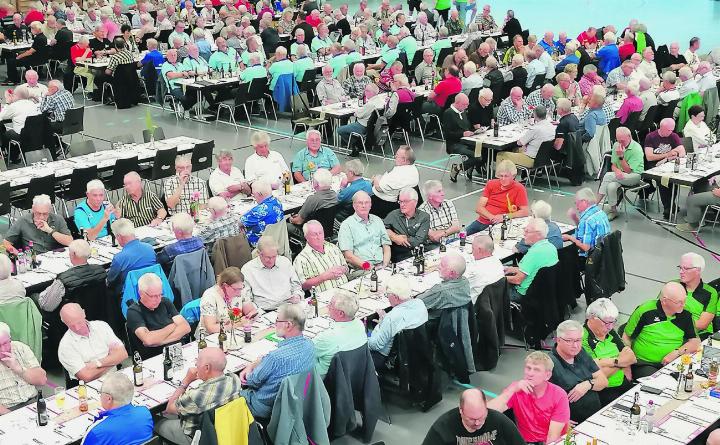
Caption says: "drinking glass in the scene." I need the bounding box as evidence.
[55,387,66,411]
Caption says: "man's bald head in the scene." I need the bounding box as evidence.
[197,347,227,377]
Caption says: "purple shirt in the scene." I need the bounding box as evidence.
[616,95,643,124]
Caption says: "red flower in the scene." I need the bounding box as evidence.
[232,307,241,317]
[361,261,371,271]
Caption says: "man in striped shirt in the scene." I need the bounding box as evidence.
[293,220,349,293]
[418,180,461,245]
[117,172,166,228]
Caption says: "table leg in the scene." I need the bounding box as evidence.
[196,90,204,121]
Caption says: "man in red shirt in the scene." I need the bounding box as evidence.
[466,159,529,235]
[421,65,462,136]
[24,6,44,26]
[70,36,96,94]
[488,351,570,444]
[576,27,598,49]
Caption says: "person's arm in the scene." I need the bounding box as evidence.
[75,343,128,382]
[547,421,566,443]
[474,196,496,221]
[504,267,526,285]
[38,280,65,312]
[487,379,532,412]
[644,146,672,162]
[697,312,714,331]
[382,244,391,267]
[293,170,306,183]
[407,216,430,248]
[134,324,177,347]
[165,367,197,415]
[37,219,73,246]
[1,352,47,386]
[165,176,187,209]
[342,250,367,269]
[166,314,192,342]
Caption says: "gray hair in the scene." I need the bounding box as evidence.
[423,179,443,197]
[307,129,322,139]
[399,186,418,201]
[585,297,619,320]
[86,179,105,192]
[69,239,91,259]
[525,351,554,371]
[531,200,552,220]
[662,70,677,84]
[472,234,495,253]
[678,66,692,80]
[438,26,448,37]
[443,251,467,276]
[385,274,412,300]
[111,218,135,237]
[207,196,228,212]
[556,97,572,113]
[485,56,498,69]
[251,179,272,196]
[49,79,64,90]
[332,290,359,318]
[576,187,597,203]
[625,81,639,96]
[495,159,517,176]
[302,219,323,237]
[681,252,706,272]
[583,64,597,74]
[170,212,195,234]
[32,194,52,207]
[556,319,583,338]
[533,105,547,120]
[175,154,192,166]
[312,168,332,188]
[250,130,271,146]
[344,159,365,176]
[100,372,135,406]
[0,255,11,280]
[138,272,162,293]
[257,235,278,253]
[215,149,233,160]
[527,217,549,237]
[278,303,306,330]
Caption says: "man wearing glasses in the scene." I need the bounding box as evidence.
[623,281,700,379]
[677,252,717,338]
[549,320,608,423]
[582,298,636,405]
[504,218,559,302]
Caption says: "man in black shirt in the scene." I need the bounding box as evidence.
[468,88,494,129]
[0,13,29,43]
[51,19,74,61]
[3,21,48,85]
[554,98,580,151]
[292,12,315,43]
[422,389,525,445]
[444,93,483,182]
[89,26,114,56]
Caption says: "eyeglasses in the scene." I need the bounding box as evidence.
[275,319,290,324]
[558,337,582,345]
[677,265,699,272]
[599,318,616,327]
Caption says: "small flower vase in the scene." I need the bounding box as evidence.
[190,201,199,222]
[228,321,240,350]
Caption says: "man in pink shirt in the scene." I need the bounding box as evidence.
[101,13,119,41]
[488,351,570,444]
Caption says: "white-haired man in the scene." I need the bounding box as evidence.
[294,220,348,292]
[0,321,47,413]
[74,179,120,240]
[676,252,717,337]
[337,83,388,156]
[240,180,284,247]
[549,319,609,423]
[0,85,39,155]
[563,188,611,258]
[418,180,460,244]
[312,291,367,375]
[288,168,338,236]
[158,213,205,265]
[241,235,303,310]
[487,351,570,444]
[38,239,107,312]
[677,66,699,99]
[582,298,636,404]
[127,272,191,358]
[3,194,72,254]
[384,187,430,262]
[504,218,559,301]
[372,145,419,204]
[417,251,472,314]
[244,131,291,186]
[465,235,504,301]
[268,46,294,91]
[164,154,210,216]
[58,302,128,382]
[107,218,158,291]
[116,171,166,227]
[20,69,47,100]
[39,80,74,133]
[338,191,392,268]
[197,196,242,244]
[291,130,341,182]
[597,126,644,220]
[497,104,555,169]
[208,150,249,201]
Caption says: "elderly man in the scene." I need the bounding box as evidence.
[341,63,370,100]
[596,32,620,77]
[157,213,204,265]
[657,71,680,106]
[337,83,387,154]
[127,273,191,358]
[39,80,74,134]
[475,4,497,31]
[0,321,47,413]
[372,146,420,204]
[315,64,345,105]
[238,303,314,417]
[468,88,494,129]
[553,72,581,105]
[675,252,718,337]
[338,191,391,268]
[368,274,428,368]
[161,49,194,113]
[583,298,637,404]
[293,44,315,81]
[288,168,338,235]
[553,98,580,151]
[58,302,128,383]
[666,42,687,72]
[313,291,367,376]
[338,160,373,206]
[267,47,293,91]
[638,77,658,122]
[422,65,462,134]
[73,180,119,240]
[208,37,237,72]
[563,188,611,259]
[516,201,563,253]
[523,48,546,89]
[208,151,249,201]
[644,118,685,219]
[2,21,47,86]
[241,236,303,310]
[326,43,348,77]
[20,70,47,100]
[696,62,717,94]
[417,251,472,313]
[291,130,341,182]
[578,91,608,142]
[623,282,700,378]
[414,48,438,86]
[3,194,71,254]
[239,180,284,247]
[526,84,556,114]
[168,20,191,48]
[164,154,210,216]
[677,66,699,99]
[107,218,157,291]
[311,23,333,56]
[442,93,480,182]
[244,131,290,186]
[597,127,644,220]
[497,87,531,125]
[555,42,580,73]
[505,218,559,301]
[461,62,483,95]
[488,351,569,443]
[116,172,166,228]
[92,37,136,103]
[424,388,525,445]
[196,197,242,244]
[469,42,490,69]
[70,36,96,94]
[384,187,430,262]
[497,105,555,169]
[605,60,635,93]
[413,11,436,45]
[0,85,38,154]
[418,180,461,245]
[157,347,241,445]
[83,373,153,444]
[467,160,529,234]
[294,220,348,292]
[637,47,659,83]
[463,235,505,300]
[38,239,106,312]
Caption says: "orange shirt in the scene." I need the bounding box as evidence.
[477,179,528,224]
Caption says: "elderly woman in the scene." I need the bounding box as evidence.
[683,105,712,151]
[515,200,563,253]
[615,80,643,124]
[208,150,250,200]
[583,298,636,404]
[578,64,604,97]
[467,160,529,235]
[0,255,26,303]
[199,267,258,335]
[277,9,294,34]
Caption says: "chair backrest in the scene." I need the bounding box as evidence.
[65,165,99,201]
[636,105,658,133]
[681,136,694,154]
[607,117,621,144]
[234,81,252,104]
[531,140,557,169]
[107,156,140,191]
[211,233,253,274]
[655,99,679,124]
[409,49,424,73]
[0,182,10,216]
[62,107,85,136]
[191,141,215,172]
[111,134,136,145]
[257,219,292,259]
[151,147,178,181]
[442,92,458,111]
[310,204,338,238]
[247,76,270,100]
[389,323,442,409]
[528,74,545,93]
[142,127,166,143]
[624,110,642,132]
[17,174,57,210]
[168,247,215,307]
[521,262,561,343]
[435,46,452,67]
[20,114,49,153]
[290,92,312,120]
[23,148,55,165]
[68,139,96,157]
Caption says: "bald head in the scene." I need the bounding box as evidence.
[440,251,466,280]
[454,93,469,111]
[197,347,227,377]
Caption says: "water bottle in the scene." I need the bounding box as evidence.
[17,250,26,274]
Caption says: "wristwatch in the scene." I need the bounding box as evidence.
[614,358,619,367]
[587,378,595,390]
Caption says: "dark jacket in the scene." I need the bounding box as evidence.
[324,344,382,443]
[330,18,351,37]
[52,26,74,61]
[260,27,280,53]
[563,130,586,186]
[585,230,625,303]
[211,234,253,276]
[436,303,476,383]
[441,106,471,146]
[471,278,508,371]
[503,18,522,41]
[292,22,315,42]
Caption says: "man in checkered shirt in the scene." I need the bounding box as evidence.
[164,154,210,215]
[497,86,532,125]
[0,322,47,413]
[418,180,461,246]
[197,197,242,245]
[39,80,75,133]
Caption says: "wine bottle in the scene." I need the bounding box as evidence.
[163,346,174,381]
[311,288,319,318]
[370,268,378,292]
[500,214,508,241]
[197,329,207,351]
[218,323,227,353]
[459,225,467,247]
[133,352,144,387]
[685,363,694,392]
[37,391,48,426]
[630,392,641,428]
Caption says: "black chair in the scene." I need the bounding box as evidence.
[142,127,166,143]
[607,117,621,144]
[8,114,50,165]
[13,174,57,212]
[105,156,140,193]
[248,76,277,120]
[53,106,85,156]
[389,103,413,147]
[191,141,215,173]
[60,165,99,216]
[516,140,561,190]
[148,147,177,192]
[624,110,642,134]
[297,68,318,104]
[347,110,385,162]
[471,277,509,370]
[410,95,426,141]
[655,99,679,125]
[0,182,10,217]
[370,194,399,219]
[435,46,452,68]
[523,75,545,95]
[67,140,96,158]
[426,92,458,141]
[311,204,338,239]
[509,263,561,349]
[216,81,251,128]
[408,50,424,75]
[289,92,327,148]
[633,105,658,141]
[681,136,694,154]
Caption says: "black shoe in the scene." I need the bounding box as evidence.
[465,168,473,182]
[449,163,461,182]
[1,79,16,86]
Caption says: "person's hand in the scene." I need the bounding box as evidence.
[428,230,442,242]
[179,172,190,185]
[562,233,574,242]
[489,214,504,224]
[0,352,22,375]
[326,265,348,279]
[104,204,115,218]
[239,365,253,384]
[513,379,535,394]
[242,302,258,319]
[183,367,198,384]
[615,145,624,156]
[393,234,411,247]
[662,350,679,365]
[463,130,474,137]
[149,217,162,227]
[35,219,53,233]
[616,171,624,180]
[289,294,302,304]
[568,380,592,402]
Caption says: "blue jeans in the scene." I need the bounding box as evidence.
[337,122,366,146]
[466,220,488,235]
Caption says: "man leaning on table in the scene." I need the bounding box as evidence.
[338,191,392,269]
[58,303,128,383]
[74,180,120,241]
[417,251,472,315]
[107,218,158,292]
[622,281,700,379]
[164,154,210,216]
[0,321,47,414]
[291,130,342,183]
[3,194,72,254]
[313,290,367,376]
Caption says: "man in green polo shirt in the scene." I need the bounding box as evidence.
[312,290,367,376]
[432,27,453,62]
[293,45,315,82]
[597,126,645,220]
[267,47,293,91]
[623,282,700,379]
[678,252,717,338]
[239,52,267,83]
[397,27,417,65]
[208,37,238,72]
[327,43,347,78]
[582,298,637,405]
[505,218,559,301]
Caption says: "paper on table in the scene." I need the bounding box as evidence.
[141,381,178,403]
[360,297,391,312]
[657,416,703,441]
[18,270,55,287]
[637,372,678,390]
[55,413,94,439]
[239,338,277,362]
[38,257,72,275]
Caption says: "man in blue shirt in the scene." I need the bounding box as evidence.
[157,213,205,265]
[107,218,157,291]
[82,373,153,445]
[579,92,607,142]
[238,303,315,418]
[555,42,580,73]
[291,130,342,182]
[563,187,611,261]
[74,180,119,240]
[139,38,164,73]
[596,32,620,77]
[240,180,284,247]
[337,159,373,203]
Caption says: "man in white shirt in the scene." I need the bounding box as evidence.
[58,303,128,383]
[0,85,39,158]
[413,12,436,45]
[337,83,388,155]
[496,105,555,168]
[657,71,680,105]
[465,235,505,302]
[637,47,659,84]
[677,66,699,99]
[696,62,718,94]
[684,37,701,71]
[241,235,304,310]
[638,77,658,122]
[208,150,249,201]
[372,145,420,203]
[461,61,483,95]
[244,130,291,186]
